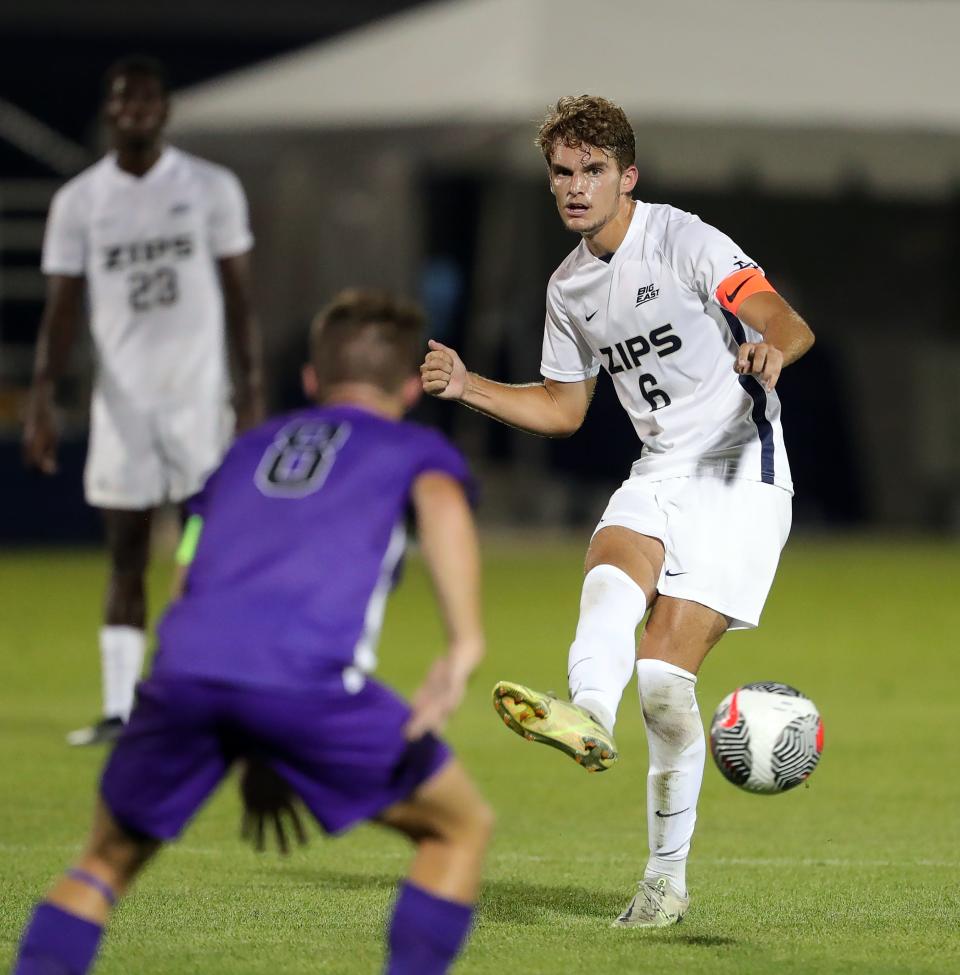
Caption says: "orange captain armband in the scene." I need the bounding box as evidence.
[715,268,777,316]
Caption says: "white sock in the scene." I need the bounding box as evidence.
[100,626,146,720]
[637,658,705,896]
[567,564,647,733]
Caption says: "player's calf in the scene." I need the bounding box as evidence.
[378,760,492,974]
[13,802,160,974]
[74,801,159,896]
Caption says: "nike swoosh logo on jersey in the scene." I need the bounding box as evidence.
[585,310,598,321]
[655,807,690,818]
[724,276,754,303]
[664,570,687,577]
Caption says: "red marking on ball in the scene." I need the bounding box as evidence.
[721,689,741,729]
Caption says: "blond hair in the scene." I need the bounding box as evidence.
[310,289,424,394]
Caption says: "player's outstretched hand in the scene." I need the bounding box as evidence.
[239,758,308,855]
[22,393,59,474]
[735,342,784,393]
[405,656,469,741]
[421,340,467,400]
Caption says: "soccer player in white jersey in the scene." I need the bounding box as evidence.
[421,95,814,928]
[22,56,264,746]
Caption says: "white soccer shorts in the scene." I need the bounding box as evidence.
[84,393,233,510]
[594,475,792,630]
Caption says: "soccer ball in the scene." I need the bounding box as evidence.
[709,682,823,794]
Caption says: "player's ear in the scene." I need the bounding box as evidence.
[400,374,422,411]
[301,363,320,401]
[621,164,639,196]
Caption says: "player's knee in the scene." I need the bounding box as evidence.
[84,849,150,893]
[109,548,149,582]
[85,807,158,886]
[106,519,151,577]
[467,798,495,847]
[108,570,145,602]
[443,791,494,851]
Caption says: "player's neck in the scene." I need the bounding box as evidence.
[114,143,164,178]
[583,197,636,258]
[321,384,405,419]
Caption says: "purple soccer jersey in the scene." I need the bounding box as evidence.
[153,404,472,690]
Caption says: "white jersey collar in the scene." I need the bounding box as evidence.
[580,198,647,266]
[105,145,178,186]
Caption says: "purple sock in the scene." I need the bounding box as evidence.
[13,903,103,975]
[384,881,474,975]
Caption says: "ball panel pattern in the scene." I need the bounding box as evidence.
[740,681,803,697]
[771,713,823,791]
[709,694,752,787]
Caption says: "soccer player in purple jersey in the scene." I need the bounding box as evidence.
[13,290,492,975]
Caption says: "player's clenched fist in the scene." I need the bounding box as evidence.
[735,342,783,393]
[421,339,467,400]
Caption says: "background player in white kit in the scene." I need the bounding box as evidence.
[22,56,264,746]
[421,96,815,928]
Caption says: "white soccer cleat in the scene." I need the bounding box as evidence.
[612,877,690,929]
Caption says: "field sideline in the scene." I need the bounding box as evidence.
[1,537,958,974]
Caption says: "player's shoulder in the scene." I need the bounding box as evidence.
[49,156,113,209]
[340,408,464,468]
[238,405,343,442]
[637,200,731,265]
[168,146,242,190]
[548,240,591,292]
[396,416,460,454]
[638,200,703,247]
[393,417,472,497]
[250,405,455,452]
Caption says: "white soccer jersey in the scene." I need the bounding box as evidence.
[42,146,253,409]
[541,201,792,492]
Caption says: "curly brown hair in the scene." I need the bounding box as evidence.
[536,95,635,172]
[310,289,425,394]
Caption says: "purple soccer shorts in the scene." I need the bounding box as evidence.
[100,675,451,840]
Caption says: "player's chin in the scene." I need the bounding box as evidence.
[118,127,162,149]
[561,209,592,230]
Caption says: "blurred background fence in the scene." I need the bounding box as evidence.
[2,0,959,541]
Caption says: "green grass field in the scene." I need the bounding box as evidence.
[1,537,958,974]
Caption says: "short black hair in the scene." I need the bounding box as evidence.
[310,289,425,395]
[103,55,169,99]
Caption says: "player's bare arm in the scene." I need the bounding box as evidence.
[421,340,596,438]
[733,291,814,393]
[405,471,484,740]
[23,274,85,474]
[219,252,264,432]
